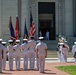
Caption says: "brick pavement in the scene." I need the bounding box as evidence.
[0,61,76,75]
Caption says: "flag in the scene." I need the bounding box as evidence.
[23,18,28,39]
[29,11,36,36]
[9,16,15,40]
[15,16,19,40]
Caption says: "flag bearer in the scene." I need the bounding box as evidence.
[20,39,28,70]
[13,40,21,70]
[2,42,7,70]
[36,37,47,73]
[28,36,36,70]
[0,39,5,73]
[7,40,14,70]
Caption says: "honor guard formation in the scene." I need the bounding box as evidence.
[0,36,47,73]
[0,36,76,73]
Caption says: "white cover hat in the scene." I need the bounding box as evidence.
[16,40,20,42]
[2,42,6,44]
[74,42,76,44]
[39,37,44,40]
[23,39,28,41]
[8,40,13,42]
[0,39,2,41]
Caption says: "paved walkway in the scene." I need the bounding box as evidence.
[0,58,76,75]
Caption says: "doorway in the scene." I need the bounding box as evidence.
[38,2,55,40]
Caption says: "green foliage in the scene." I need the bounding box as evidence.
[56,65,76,75]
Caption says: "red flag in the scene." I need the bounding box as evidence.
[30,12,36,36]
[15,17,19,40]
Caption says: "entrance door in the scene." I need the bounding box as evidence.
[38,2,55,40]
[39,20,55,40]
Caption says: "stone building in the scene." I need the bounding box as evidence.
[0,0,76,49]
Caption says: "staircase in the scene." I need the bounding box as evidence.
[44,40,58,50]
[43,37,76,50]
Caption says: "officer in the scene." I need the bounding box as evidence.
[45,30,50,40]
[0,39,5,73]
[36,40,40,70]
[7,40,14,70]
[20,39,28,70]
[36,37,47,73]
[2,42,7,70]
[62,43,69,62]
[13,40,21,70]
[72,42,76,62]
[58,42,64,62]
[56,39,63,60]
[28,36,36,70]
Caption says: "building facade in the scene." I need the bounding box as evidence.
[0,0,75,41]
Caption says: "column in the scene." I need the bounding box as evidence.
[0,0,2,37]
[73,0,76,36]
[21,0,30,38]
[58,0,63,35]
[64,0,73,36]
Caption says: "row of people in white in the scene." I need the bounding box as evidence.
[0,36,47,73]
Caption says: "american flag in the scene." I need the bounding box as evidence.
[30,11,36,36]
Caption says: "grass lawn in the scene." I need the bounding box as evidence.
[56,65,76,75]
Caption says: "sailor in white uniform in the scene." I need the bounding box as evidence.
[58,43,64,62]
[28,36,36,70]
[36,37,47,73]
[2,42,7,70]
[36,40,40,70]
[62,43,69,62]
[7,40,14,70]
[13,40,21,70]
[20,39,28,70]
[0,39,5,73]
[72,42,76,62]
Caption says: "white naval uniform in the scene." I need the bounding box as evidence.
[13,44,21,70]
[36,42,47,73]
[46,31,49,40]
[72,45,76,62]
[28,40,36,69]
[56,45,61,60]
[59,46,65,62]
[62,47,69,62]
[35,41,40,70]
[7,45,14,70]
[20,43,28,70]
[0,44,4,73]
[2,46,7,70]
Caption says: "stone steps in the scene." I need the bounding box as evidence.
[43,37,76,50]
